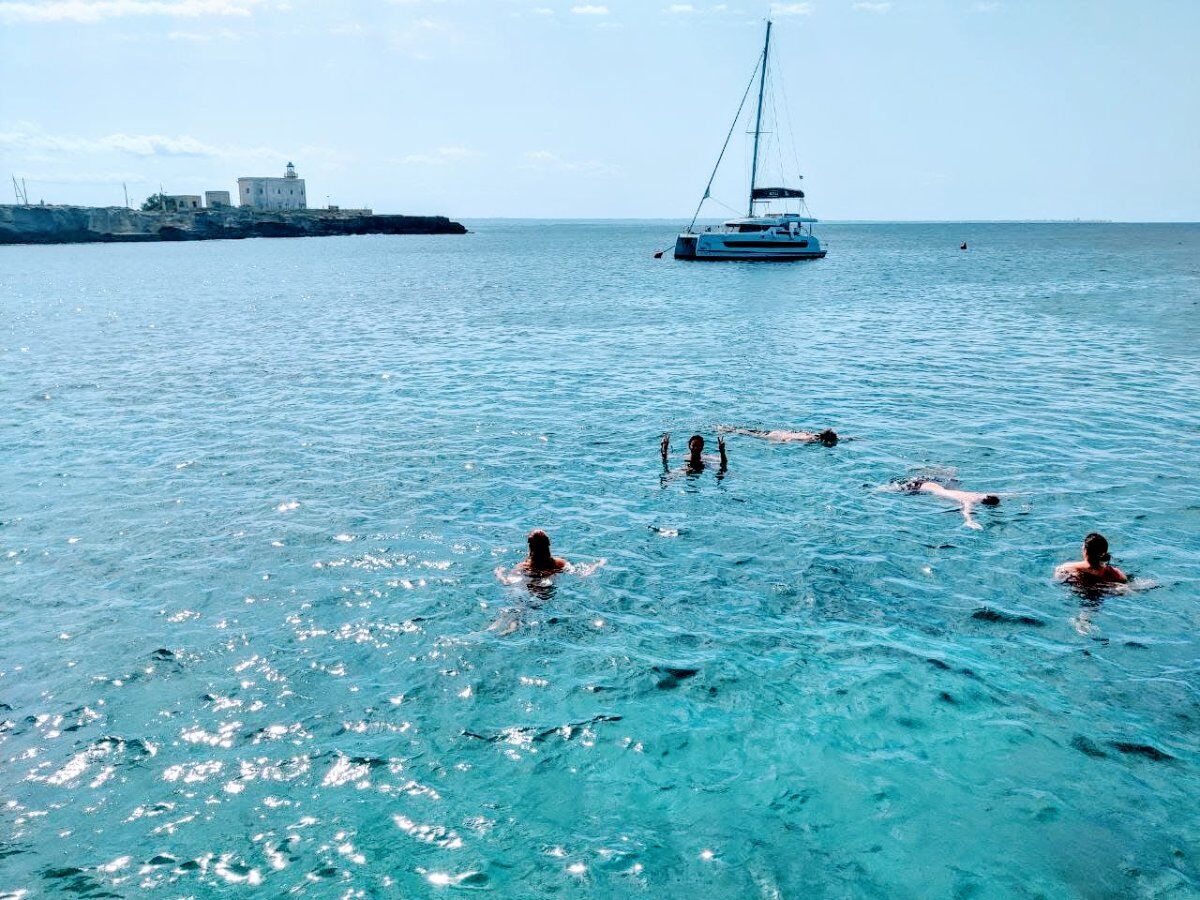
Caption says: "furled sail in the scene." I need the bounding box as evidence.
[751,187,805,200]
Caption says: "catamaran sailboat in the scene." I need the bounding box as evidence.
[674,21,826,262]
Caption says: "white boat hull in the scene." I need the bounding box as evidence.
[674,231,826,262]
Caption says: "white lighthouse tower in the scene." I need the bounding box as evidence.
[237,161,308,210]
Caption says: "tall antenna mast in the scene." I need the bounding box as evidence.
[123,182,130,208]
[748,19,772,216]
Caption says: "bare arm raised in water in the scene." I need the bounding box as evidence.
[661,432,726,474]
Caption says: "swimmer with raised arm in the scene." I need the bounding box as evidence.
[897,478,1000,530]
[661,432,727,475]
[1056,533,1128,586]
[720,426,838,446]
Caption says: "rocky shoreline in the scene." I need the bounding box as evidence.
[0,204,467,245]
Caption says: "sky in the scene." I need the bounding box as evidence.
[1,0,1197,220]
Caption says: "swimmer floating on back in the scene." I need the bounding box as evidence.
[661,432,727,476]
[895,477,1000,530]
[1055,532,1127,586]
[719,425,839,446]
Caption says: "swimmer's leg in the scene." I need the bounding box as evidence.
[717,425,771,438]
[488,608,523,635]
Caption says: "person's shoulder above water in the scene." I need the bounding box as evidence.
[1056,532,1128,585]
[514,529,568,576]
[514,556,567,576]
[1057,561,1127,585]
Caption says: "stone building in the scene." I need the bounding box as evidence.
[237,162,307,211]
[163,194,201,211]
[205,190,232,208]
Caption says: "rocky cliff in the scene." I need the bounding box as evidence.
[0,204,467,244]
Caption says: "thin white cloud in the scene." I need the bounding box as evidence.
[166,26,243,39]
[666,3,734,14]
[571,4,608,15]
[398,146,483,166]
[522,150,620,177]
[0,0,265,24]
[0,123,282,160]
[390,16,460,60]
[770,1,813,15]
[852,1,890,12]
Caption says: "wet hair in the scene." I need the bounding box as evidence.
[527,529,552,557]
[980,494,1001,506]
[1083,532,1111,565]
[817,429,838,447]
[687,434,705,451]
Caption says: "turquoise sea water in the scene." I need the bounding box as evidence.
[2,222,1199,897]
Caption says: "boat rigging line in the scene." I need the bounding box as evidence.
[685,49,764,234]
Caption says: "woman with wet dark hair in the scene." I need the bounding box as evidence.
[514,529,567,577]
[1056,533,1128,585]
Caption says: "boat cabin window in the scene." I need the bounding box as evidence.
[734,224,768,233]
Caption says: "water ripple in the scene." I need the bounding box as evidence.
[1,223,1198,896]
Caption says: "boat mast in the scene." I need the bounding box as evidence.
[748,19,771,216]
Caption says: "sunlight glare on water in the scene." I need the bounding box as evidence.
[1,222,1199,897]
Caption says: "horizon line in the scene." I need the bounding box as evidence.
[455,217,1200,225]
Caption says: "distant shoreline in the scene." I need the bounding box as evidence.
[0,204,466,246]
[459,218,1196,225]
